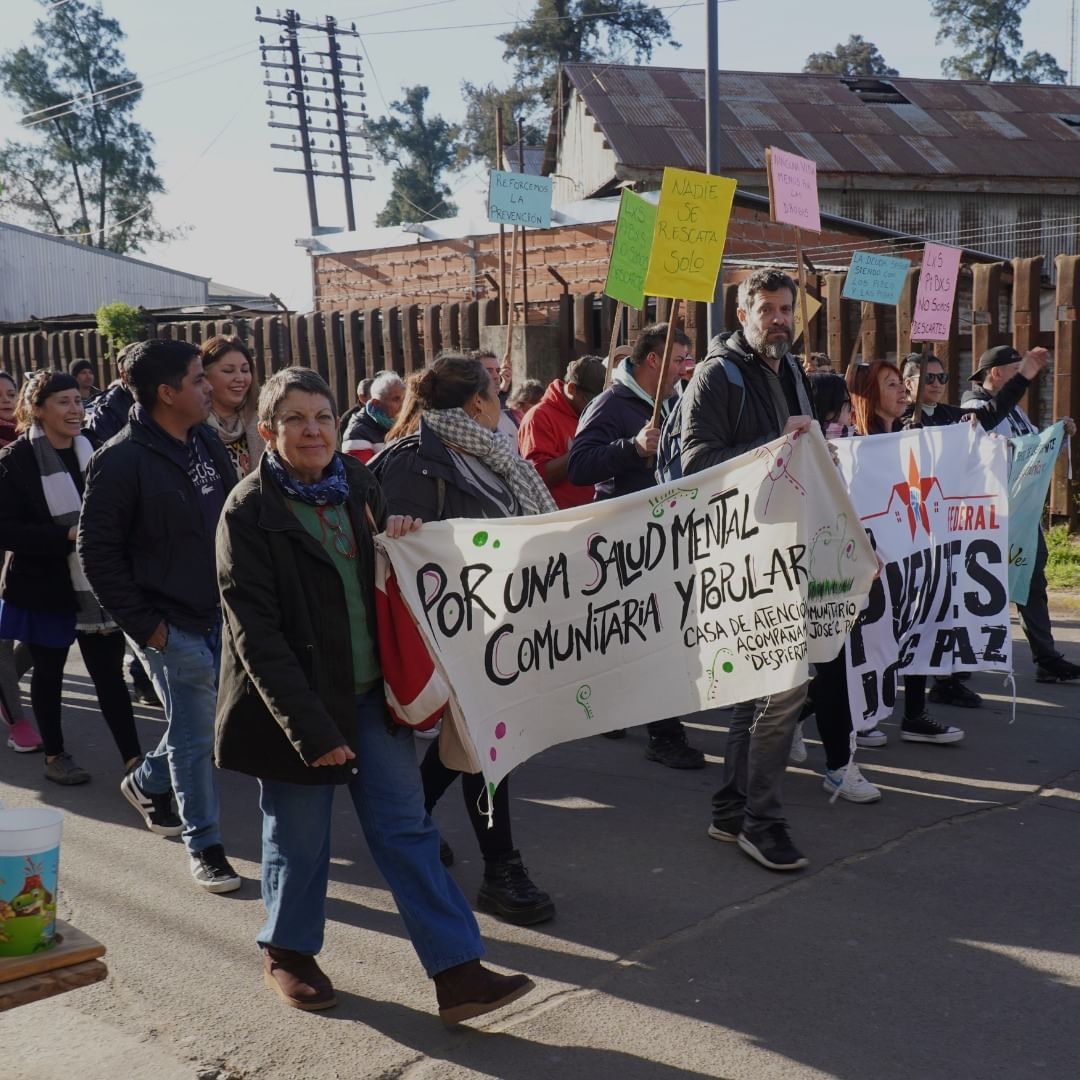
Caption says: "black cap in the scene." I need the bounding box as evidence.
[970,345,1021,381]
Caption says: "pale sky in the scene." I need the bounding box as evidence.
[0,0,1072,309]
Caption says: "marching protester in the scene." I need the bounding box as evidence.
[201,335,265,480]
[69,358,101,403]
[849,359,964,748]
[214,365,534,1019]
[342,370,405,464]
[506,378,545,424]
[567,323,705,770]
[79,340,237,887]
[0,370,144,784]
[899,348,1051,707]
[0,370,40,752]
[962,345,1080,683]
[677,269,814,868]
[471,349,523,445]
[374,354,556,926]
[517,355,605,509]
[84,343,137,447]
[338,375,375,440]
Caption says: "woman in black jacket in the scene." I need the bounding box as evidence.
[215,366,533,1022]
[373,353,556,927]
[0,371,143,785]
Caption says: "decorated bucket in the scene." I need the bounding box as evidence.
[0,808,62,956]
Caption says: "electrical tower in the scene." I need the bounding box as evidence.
[256,7,373,233]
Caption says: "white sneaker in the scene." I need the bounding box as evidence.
[789,720,808,764]
[823,763,882,804]
[856,728,888,749]
[414,719,442,741]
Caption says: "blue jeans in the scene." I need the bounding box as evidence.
[130,621,221,856]
[257,687,484,977]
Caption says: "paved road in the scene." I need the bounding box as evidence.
[2,612,1078,1080]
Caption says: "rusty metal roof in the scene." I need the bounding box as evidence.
[559,63,1080,181]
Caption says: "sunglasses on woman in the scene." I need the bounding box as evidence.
[924,372,949,385]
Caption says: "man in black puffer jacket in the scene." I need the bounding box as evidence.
[679,268,815,875]
[79,339,240,895]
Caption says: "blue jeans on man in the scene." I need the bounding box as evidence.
[257,687,483,976]
[130,620,222,856]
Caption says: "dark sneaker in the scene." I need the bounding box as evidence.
[439,837,454,867]
[477,850,555,926]
[737,823,809,871]
[121,771,183,837]
[901,711,964,744]
[601,728,627,739]
[645,733,706,769]
[434,959,535,1027]
[262,946,337,1011]
[44,752,90,785]
[1036,657,1080,683]
[707,813,743,843]
[190,844,241,893]
[929,677,983,709]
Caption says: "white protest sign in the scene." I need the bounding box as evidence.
[380,428,876,794]
[835,425,1011,730]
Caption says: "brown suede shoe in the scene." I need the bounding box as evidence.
[262,946,337,1011]
[434,959,535,1026]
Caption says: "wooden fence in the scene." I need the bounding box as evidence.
[3,253,1080,523]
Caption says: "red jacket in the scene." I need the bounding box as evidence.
[517,381,594,509]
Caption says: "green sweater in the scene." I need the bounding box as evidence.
[289,500,381,692]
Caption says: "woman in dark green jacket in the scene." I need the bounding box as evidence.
[214,366,533,1024]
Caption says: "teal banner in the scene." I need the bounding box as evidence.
[1007,421,1064,605]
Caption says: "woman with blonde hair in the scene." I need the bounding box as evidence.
[200,335,265,479]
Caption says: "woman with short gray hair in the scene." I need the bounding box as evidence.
[215,366,534,1021]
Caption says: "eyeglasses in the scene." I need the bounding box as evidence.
[924,372,949,385]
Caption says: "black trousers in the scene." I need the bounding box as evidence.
[804,652,853,772]
[420,737,513,863]
[29,630,141,763]
[1017,529,1059,665]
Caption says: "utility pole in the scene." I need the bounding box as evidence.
[705,0,721,338]
[256,7,373,233]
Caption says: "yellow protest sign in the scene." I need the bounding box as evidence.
[643,167,737,303]
[793,289,821,343]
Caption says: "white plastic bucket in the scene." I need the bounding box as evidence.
[0,808,63,956]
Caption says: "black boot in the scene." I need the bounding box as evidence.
[477,850,555,926]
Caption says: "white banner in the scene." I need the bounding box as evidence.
[380,427,876,791]
[835,426,1012,730]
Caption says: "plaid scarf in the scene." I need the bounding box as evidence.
[29,424,114,633]
[423,408,557,517]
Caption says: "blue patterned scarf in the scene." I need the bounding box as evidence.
[265,450,350,506]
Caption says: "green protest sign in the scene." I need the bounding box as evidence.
[604,189,656,309]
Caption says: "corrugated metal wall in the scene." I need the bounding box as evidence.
[0,224,208,322]
[819,191,1080,278]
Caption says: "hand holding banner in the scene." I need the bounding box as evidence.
[643,167,737,302]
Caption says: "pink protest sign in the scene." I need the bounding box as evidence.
[911,244,963,342]
[767,147,821,233]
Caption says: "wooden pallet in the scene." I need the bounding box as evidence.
[0,921,107,1010]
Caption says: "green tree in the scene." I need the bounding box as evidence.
[367,86,459,226]
[803,35,899,77]
[0,0,179,252]
[932,0,1066,83]
[460,0,678,165]
[95,301,143,355]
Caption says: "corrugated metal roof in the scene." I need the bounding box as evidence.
[560,64,1080,181]
[0,221,209,322]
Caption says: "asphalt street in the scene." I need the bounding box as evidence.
[1,610,1078,1080]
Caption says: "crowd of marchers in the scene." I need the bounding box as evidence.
[0,267,1074,1021]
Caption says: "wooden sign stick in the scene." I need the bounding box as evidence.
[909,345,930,428]
[603,299,626,389]
[795,228,811,357]
[650,298,682,429]
[844,313,865,389]
[502,225,520,368]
